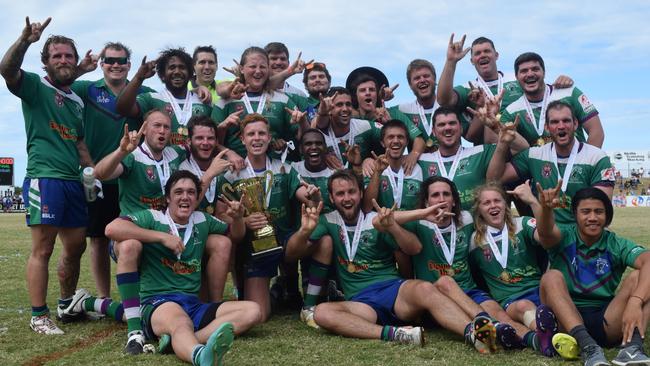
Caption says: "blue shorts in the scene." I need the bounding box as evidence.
[141,293,222,340]
[22,177,87,227]
[578,302,615,347]
[503,287,541,310]
[350,278,405,326]
[465,288,493,305]
[243,231,290,278]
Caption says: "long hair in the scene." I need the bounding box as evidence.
[418,176,462,226]
[472,182,516,245]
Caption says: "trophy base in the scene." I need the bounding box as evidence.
[251,227,282,258]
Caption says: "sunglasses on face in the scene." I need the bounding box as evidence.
[305,62,326,70]
[102,57,129,65]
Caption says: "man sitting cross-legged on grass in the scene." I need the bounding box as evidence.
[287,169,498,352]
[523,181,650,366]
[67,170,262,365]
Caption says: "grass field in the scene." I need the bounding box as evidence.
[2,208,650,365]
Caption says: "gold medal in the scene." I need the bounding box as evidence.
[177,127,184,135]
[500,270,511,282]
[206,205,214,214]
[536,137,546,147]
[445,267,455,276]
[347,262,356,272]
[495,113,502,122]
[426,138,434,147]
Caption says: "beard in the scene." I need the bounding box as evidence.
[45,64,77,87]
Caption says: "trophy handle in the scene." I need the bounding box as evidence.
[262,170,274,207]
[221,182,238,202]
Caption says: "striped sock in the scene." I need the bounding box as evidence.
[83,297,124,322]
[58,297,72,310]
[304,260,329,307]
[191,344,205,366]
[31,304,49,317]
[524,330,539,351]
[117,272,141,333]
[381,325,397,341]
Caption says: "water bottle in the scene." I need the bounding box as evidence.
[82,167,97,202]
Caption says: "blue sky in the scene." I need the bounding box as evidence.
[1,0,649,185]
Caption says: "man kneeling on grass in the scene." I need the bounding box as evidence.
[286,169,498,352]
[65,170,262,365]
[517,181,650,366]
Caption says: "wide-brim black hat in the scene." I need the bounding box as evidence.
[345,66,389,93]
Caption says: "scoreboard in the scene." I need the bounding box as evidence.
[0,157,14,186]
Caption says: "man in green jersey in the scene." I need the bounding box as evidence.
[264,42,307,98]
[490,101,615,225]
[532,184,650,366]
[437,35,574,144]
[0,17,95,335]
[500,52,604,148]
[72,41,154,300]
[418,107,524,210]
[286,62,331,122]
[288,170,499,352]
[116,47,217,147]
[90,170,261,365]
[363,120,423,212]
[215,113,319,322]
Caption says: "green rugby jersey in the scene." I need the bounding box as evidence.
[319,118,381,165]
[453,74,522,113]
[216,158,301,239]
[136,90,212,146]
[118,144,186,215]
[363,164,423,210]
[211,91,297,158]
[406,211,476,290]
[127,209,228,300]
[13,71,84,180]
[72,78,154,184]
[309,211,400,299]
[511,142,615,224]
[418,144,496,210]
[548,225,646,308]
[468,216,542,307]
[500,85,598,146]
[291,160,334,213]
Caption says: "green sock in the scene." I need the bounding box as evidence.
[117,272,141,333]
[524,330,539,351]
[304,260,329,307]
[381,325,397,341]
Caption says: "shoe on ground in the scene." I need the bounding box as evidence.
[393,326,424,347]
[583,344,611,366]
[535,304,559,357]
[612,344,650,366]
[30,315,64,335]
[552,333,579,360]
[300,306,320,329]
[470,315,497,354]
[124,331,145,355]
[57,288,90,323]
[198,322,234,366]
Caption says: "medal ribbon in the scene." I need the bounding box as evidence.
[188,155,217,203]
[165,209,194,259]
[383,166,404,208]
[550,141,579,193]
[435,147,464,180]
[523,85,551,137]
[163,89,193,127]
[242,92,267,114]
[336,211,365,262]
[327,125,354,168]
[140,142,171,194]
[485,224,509,269]
[416,101,439,138]
[432,222,457,266]
[475,73,503,101]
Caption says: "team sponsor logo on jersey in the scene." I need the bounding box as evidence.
[192,105,204,115]
[380,178,388,192]
[601,167,615,182]
[49,121,77,141]
[578,95,593,111]
[359,231,373,247]
[146,166,156,181]
[542,163,552,177]
[96,91,110,104]
[527,218,537,227]
[161,257,201,274]
[428,164,438,176]
[595,257,610,275]
[54,93,64,107]
[406,181,418,193]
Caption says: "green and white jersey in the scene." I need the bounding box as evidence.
[406,211,477,290]
[212,91,297,158]
[291,161,334,213]
[548,225,647,308]
[282,82,307,98]
[136,89,212,146]
[127,209,228,300]
[288,94,319,122]
[118,144,186,215]
[469,216,542,307]
[309,211,400,299]
[178,157,217,214]
[72,79,154,184]
[320,118,381,165]
[391,101,441,150]
[216,157,301,238]
[454,73,522,113]
[418,144,496,210]
[364,164,423,210]
[500,85,598,146]
[12,71,84,180]
[512,142,615,224]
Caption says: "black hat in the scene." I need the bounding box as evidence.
[345,66,389,108]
